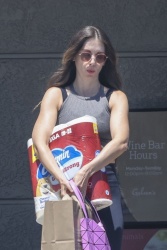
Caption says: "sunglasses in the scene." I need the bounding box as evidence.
[78,52,108,64]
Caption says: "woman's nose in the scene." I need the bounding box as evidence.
[89,55,96,64]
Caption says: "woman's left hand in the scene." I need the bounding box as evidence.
[73,167,90,197]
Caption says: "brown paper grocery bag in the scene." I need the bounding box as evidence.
[41,200,83,250]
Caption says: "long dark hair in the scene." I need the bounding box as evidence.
[47,26,122,90]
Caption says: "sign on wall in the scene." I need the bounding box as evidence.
[122,229,167,250]
[117,112,167,222]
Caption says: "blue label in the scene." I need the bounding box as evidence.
[37,145,83,179]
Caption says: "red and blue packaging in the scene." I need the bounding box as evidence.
[27,115,112,224]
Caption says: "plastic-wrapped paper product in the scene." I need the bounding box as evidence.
[27,115,112,224]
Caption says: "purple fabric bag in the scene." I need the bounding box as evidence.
[70,180,111,250]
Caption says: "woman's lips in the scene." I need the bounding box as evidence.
[87,69,95,74]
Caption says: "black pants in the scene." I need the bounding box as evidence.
[98,166,123,250]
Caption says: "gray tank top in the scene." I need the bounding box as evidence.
[57,85,113,147]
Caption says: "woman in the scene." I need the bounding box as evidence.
[32,26,129,250]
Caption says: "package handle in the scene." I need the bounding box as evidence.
[69,180,88,218]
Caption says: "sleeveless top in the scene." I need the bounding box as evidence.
[56,85,114,147]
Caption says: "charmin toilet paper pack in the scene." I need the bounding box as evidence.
[27,115,112,225]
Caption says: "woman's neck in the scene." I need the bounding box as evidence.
[73,76,101,97]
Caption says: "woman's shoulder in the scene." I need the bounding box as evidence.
[111,89,128,99]
[103,85,127,98]
[41,87,64,110]
[103,86,127,102]
[108,89,128,109]
[43,86,67,100]
[45,86,62,94]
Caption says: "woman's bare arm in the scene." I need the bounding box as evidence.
[73,90,129,194]
[32,87,73,195]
